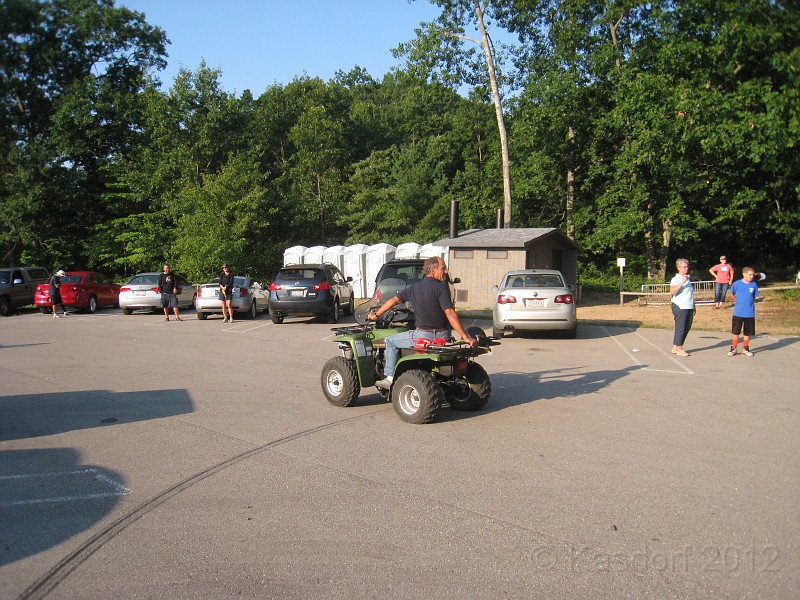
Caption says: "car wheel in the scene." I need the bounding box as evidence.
[492,326,504,338]
[444,363,491,411]
[0,296,11,317]
[321,356,361,407]
[244,299,256,320]
[345,295,354,316]
[271,312,284,324]
[564,323,578,339]
[123,307,133,315]
[197,311,208,320]
[327,300,340,324]
[39,307,50,314]
[391,369,444,424]
[87,295,97,314]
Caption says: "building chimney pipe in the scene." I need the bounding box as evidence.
[496,209,504,228]
[450,200,459,239]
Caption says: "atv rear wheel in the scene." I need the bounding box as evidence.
[445,362,491,411]
[321,356,360,407]
[391,369,443,424]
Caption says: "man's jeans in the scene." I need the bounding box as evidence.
[383,327,451,379]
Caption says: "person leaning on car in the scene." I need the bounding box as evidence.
[158,264,182,321]
[367,256,476,389]
[218,263,235,323]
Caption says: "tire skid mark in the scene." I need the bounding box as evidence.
[17,409,387,600]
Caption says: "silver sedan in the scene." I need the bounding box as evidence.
[119,272,196,315]
[195,276,268,320]
[491,269,577,338]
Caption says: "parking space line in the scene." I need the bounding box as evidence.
[227,322,273,333]
[0,468,131,507]
[601,326,694,375]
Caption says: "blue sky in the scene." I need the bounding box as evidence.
[118,0,444,95]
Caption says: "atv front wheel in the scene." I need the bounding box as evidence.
[445,362,491,411]
[391,369,444,424]
[321,356,360,407]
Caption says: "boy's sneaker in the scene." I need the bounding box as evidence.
[742,348,754,357]
[726,348,737,357]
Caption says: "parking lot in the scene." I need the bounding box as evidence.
[1,308,799,599]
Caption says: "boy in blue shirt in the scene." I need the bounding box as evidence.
[727,267,760,356]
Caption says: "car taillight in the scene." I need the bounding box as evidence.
[554,294,574,304]
[120,287,131,293]
[197,288,204,297]
[239,288,248,297]
[312,281,331,291]
[150,287,160,293]
[269,282,282,291]
[497,294,517,304]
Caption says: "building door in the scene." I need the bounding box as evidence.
[551,249,564,272]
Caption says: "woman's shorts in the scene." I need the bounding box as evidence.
[160,293,178,309]
[731,316,755,336]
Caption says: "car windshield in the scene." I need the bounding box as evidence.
[234,277,247,287]
[379,264,424,283]
[127,274,159,285]
[506,274,565,288]
[277,268,323,283]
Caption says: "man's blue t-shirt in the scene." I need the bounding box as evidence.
[731,279,759,318]
[397,276,452,330]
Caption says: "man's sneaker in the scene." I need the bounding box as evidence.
[229,318,234,323]
[375,376,393,390]
[53,313,61,319]
[742,348,754,357]
[726,348,737,357]
[221,318,228,323]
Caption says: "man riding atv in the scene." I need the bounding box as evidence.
[367,256,477,389]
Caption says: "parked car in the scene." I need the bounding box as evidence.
[34,271,120,313]
[491,269,577,338]
[0,266,50,316]
[268,263,354,324]
[195,276,269,320]
[119,272,196,315]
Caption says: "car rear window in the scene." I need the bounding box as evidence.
[277,268,323,282]
[379,264,424,283]
[506,274,565,288]
[128,275,159,285]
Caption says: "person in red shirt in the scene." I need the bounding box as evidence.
[708,255,734,309]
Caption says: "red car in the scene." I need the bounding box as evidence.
[35,271,121,314]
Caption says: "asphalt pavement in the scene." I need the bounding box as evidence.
[1,308,798,599]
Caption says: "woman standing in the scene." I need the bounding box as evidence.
[670,258,695,356]
[708,255,734,309]
[219,263,235,323]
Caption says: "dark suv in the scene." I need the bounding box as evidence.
[268,263,354,324]
[370,259,459,325]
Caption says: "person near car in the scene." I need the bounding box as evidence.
[708,255,734,309]
[50,269,67,318]
[669,258,695,357]
[727,266,760,357]
[158,264,182,321]
[219,263,235,323]
[367,256,476,389]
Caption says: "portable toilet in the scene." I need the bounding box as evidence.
[343,244,368,298]
[394,242,421,259]
[322,245,345,272]
[305,245,325,264]
[365,243,396,298]
[420,243,448,266]
[283,245,307,266]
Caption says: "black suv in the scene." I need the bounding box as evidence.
[268,263,354,324]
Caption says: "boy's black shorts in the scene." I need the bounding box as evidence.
[731,316,755,336]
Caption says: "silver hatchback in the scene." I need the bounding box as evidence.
[119,272,197,315]
[195,276,268,320]
[491,269,577,338]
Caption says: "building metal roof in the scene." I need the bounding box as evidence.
[432,228,579,250]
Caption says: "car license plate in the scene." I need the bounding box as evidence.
[134,291,146,296]
[526,298,546,308]
[290,290,304,298]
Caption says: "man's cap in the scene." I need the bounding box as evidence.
[56,269,66,276]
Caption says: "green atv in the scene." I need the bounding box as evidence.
[320,285,499,424]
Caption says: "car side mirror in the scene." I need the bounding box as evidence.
[13,278,23,285]
[490,284,499,291]
[450,277,461,284]
[346,276,353,282]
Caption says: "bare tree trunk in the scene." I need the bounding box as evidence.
[566,125,575,240]
[473,0,512,227]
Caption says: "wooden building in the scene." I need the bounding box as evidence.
[433,228,580,310]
